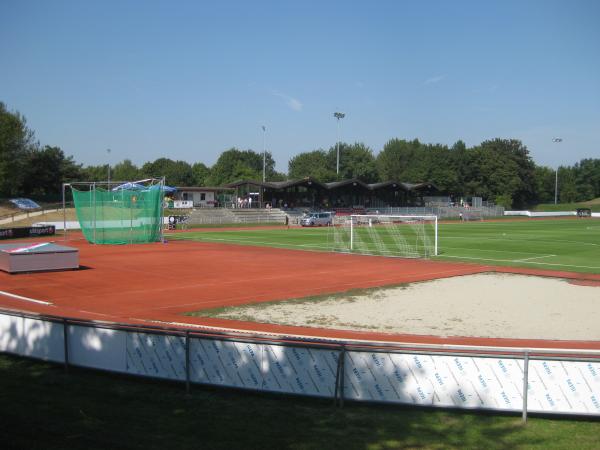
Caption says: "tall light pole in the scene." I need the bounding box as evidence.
[333,112,345,175]
[107,148,111,187]
[552,138,562,204]
[262,126,266,182]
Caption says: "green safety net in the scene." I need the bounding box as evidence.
[71,186,163,244]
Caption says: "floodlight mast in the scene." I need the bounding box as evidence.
[261,125,267,208]
[552,138,562,205]
[334,112,345,175]
[107,148,111,187]
[262,126,266,183]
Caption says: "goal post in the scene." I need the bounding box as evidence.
[329,214,438,258]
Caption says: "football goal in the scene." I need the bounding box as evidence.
[329,214,438,258]
[460,209,484,221]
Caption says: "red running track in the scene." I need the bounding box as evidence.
[1,237,599,350]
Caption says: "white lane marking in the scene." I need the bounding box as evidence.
[0,290,53,305]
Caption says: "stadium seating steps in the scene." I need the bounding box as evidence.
[187,208,288,225]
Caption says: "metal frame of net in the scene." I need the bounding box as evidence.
[328,214,438,258]
[63,178,165,244]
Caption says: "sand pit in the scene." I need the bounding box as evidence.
[211,273,600,340]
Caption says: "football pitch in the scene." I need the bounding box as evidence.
[167,218,600,274]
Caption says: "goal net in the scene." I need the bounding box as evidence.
[68,179,164,244]
[460,209,484,221]
[329,214,438,258]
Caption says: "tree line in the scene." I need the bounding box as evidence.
[1,102,599,208]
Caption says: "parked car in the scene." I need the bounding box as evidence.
[300,212,334,227]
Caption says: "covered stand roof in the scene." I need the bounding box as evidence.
[175,186,234,192]
[224,177,437,192]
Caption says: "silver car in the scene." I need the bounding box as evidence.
[300,212,334,227]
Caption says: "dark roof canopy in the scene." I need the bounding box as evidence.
[224,177,437,192]
[176,186,234,192]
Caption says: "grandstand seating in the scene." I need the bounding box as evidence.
[186,207,288,225]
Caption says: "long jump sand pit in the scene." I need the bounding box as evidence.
[204,273,600,341]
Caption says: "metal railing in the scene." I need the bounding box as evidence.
[0,202,73,225]
[1,307,598,421]
[370,206,505,219]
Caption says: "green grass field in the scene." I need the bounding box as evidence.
[166,218,600,274]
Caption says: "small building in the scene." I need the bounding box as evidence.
[174,187,234,208]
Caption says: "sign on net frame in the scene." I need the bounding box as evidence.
[329,214,438,258]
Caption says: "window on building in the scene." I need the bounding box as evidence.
[200,193,206,201]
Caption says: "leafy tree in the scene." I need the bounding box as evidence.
[573,158,600,201]
[267,170,287,182]
[0,102,35,197]
[112,159,141,182]
[558,166,578,203]
[532,166,556,204]
[376,139,424,181]
[462,139,536,208]
[448,140,470,197]
[288,150,336,181]
[207,148,275,185]
[376,139,459,192]
[494,193,513,209]
[141,158,194,186]
[192,162,211,186]
[22,146,82,198]
[326,142,379,182]
[460,145,520,207]
[81,165,109,182]
[413,143,458,193]
[480,139,536,208]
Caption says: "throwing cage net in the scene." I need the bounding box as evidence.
[328,214,438,258]
[68,179,165,244]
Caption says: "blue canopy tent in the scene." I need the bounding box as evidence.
[147,184,177,193]
[9,198,41,210]
[111,182,146,191]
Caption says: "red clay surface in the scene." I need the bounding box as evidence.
[2,236,600,351]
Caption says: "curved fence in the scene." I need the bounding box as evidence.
[1,308,599,420]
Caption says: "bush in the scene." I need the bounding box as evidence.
[494,194,513,209]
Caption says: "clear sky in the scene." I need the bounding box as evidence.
[1,0,598,172]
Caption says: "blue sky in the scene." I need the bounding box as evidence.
[1,0,598,172]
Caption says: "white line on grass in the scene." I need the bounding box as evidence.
[514,254,557,262]
[440,245,540,255]
[440,255,600,270]
[443,235,600,247]
[0,290,53,305]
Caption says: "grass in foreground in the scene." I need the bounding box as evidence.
[167,218,600,274]
[1,354,599,450]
